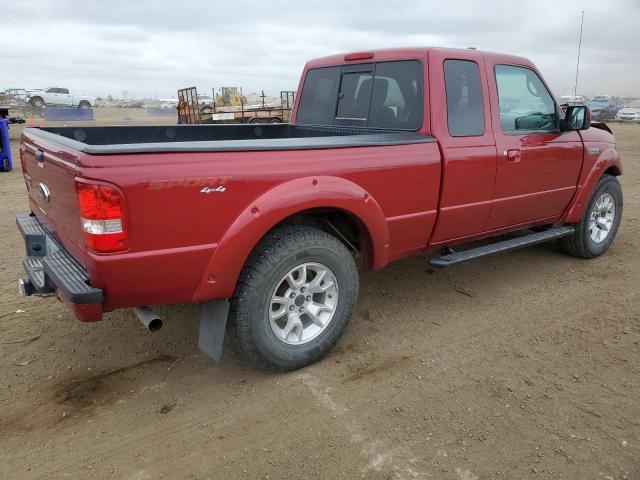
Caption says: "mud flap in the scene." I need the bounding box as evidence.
[198,300,229,362]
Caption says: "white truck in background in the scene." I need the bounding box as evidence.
[27,87,94,109]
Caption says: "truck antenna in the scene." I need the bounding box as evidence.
[573,10,584,98]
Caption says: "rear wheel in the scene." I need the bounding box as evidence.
[230,225,358,371]
[561,174,623,258]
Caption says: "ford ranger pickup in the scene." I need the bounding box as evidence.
[17,47,623,371]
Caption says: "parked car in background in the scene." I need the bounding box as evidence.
[615,100,640,123]
[26,87,94,109]
[557,95,586,105]
[586,95,625,120]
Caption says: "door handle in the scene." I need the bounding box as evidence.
[505,149,521,162]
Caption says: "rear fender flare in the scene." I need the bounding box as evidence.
[192,176,389,302]
[563,148,622,224]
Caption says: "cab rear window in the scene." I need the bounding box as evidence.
[296,60,423,130]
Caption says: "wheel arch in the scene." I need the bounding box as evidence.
[563,148,623,224]
[604,164,621,176]
[269,207,375,265]
[192,176,389,302]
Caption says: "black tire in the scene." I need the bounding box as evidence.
[1,158,9,172]
[269,118,282,124]
[561,174,623,258]
[230,225,358,371]
[30,97,44,108]
[79,101,91,109]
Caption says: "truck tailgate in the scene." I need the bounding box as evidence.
[21,132,86,266]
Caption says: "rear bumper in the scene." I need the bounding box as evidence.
[17,213,103,322]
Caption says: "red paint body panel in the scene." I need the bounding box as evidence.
[19,47,622,322]
[562,126,621,223]
[426,49,498,242]
[68,142,441,310]
[481,55,584,230]
[21,136,86,264]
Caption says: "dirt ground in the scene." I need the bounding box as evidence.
[1,112,639,480]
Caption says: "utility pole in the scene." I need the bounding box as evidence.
[573,10,584,98]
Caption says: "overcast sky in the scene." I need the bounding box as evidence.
[3,0,639,99]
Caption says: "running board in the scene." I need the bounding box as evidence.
[429,226,575,268]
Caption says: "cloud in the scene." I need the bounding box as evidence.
[3,0,639,98]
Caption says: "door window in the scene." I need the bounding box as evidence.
[494,65,556,133]
[444,60,484,136]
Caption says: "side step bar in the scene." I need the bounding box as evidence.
[429,226,575,268]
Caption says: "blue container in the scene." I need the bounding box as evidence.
[43,107,94,121]
[0,118,12,172]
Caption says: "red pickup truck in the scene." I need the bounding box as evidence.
[18,47,623,371]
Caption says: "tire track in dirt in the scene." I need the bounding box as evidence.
[299,371,425,479]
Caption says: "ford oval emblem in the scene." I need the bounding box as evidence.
[38,183,51,203]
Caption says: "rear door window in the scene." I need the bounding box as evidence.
[297,60,423,130]
[444,60,484,136]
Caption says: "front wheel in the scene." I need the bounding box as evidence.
[561,174,623,258]
[230,226,358,371]
[78,101,91,109]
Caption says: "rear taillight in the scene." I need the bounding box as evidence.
[76,181,129,253]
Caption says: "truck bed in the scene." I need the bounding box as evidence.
[28,124,435,154]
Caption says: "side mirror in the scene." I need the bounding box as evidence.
[564,105,591,131]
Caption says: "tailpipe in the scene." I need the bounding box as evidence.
[133,306,163,332]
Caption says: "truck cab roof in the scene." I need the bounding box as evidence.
[305,47,533,70]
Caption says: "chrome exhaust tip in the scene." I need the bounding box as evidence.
[133,306,163,332]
